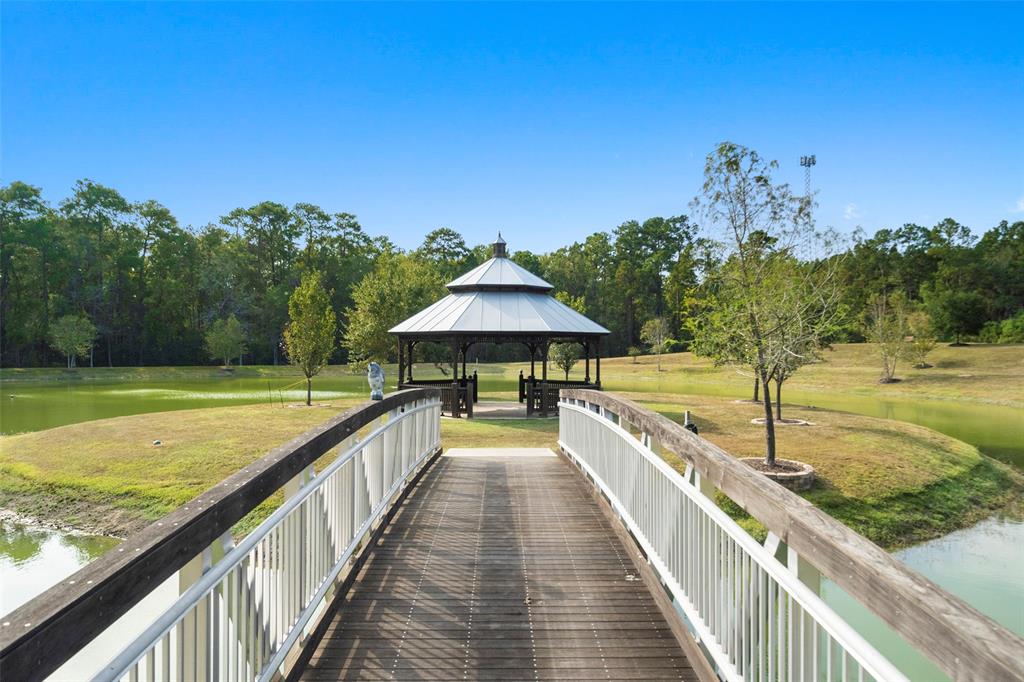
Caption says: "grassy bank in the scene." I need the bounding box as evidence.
[4,343,1022,408]
[1,394,1018,549]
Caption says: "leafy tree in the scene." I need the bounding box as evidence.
[640,317,670,371]
[689,142,837,467]
[555,292,586,314]
[283,271,337,406]
[907,309,937,368]
[628,346,643,364]
[417,228,472,281]
[205,315,247,368]
[925,287,987,345]
[49,314,97,368]
[344,253,446,363]
[550,342,581,380]
[864,292,909,383]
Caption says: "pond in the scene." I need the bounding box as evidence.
[0,516,119,615]
[822,515,1024,681]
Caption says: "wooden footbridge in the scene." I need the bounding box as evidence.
[2,389,1022,682]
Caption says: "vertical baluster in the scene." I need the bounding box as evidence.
[210,586,220,681]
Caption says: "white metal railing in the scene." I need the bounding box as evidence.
[558,397,907,682]
[95,396,441,682]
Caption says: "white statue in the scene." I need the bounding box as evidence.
[367,362,385,400]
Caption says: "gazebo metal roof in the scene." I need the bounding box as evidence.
[446,257,554,293]
[388,290,608,336]
[389,233,609,338]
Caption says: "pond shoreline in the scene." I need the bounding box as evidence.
[0,506,122,540]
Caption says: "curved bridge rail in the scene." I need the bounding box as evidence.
[0,389,441,682]
[559,390,1024,682]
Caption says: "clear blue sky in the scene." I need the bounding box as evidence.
[3,2,1021,251]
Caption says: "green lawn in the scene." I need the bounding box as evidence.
[5,343,1021,408]
[1,392,1018,549]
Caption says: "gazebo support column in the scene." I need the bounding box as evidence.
[450,338,461,418]
[596,338,601,387]
[407,341,414,382]
[540,341,550,417]
[397,338,405,389]
[584,340,591,384]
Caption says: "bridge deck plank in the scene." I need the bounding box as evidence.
[298,449,698,681]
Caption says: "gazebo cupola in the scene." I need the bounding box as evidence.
[390,233,609,417]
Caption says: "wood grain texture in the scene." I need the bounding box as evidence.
[299,450,699,681]
[0,389,439,682]
[561,389,1024,682]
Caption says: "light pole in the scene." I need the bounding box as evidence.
[799,154,816,197]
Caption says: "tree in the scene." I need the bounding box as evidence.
[417,228,472,281]
[864,292,909,383]
[640,318,670,371]
[689,142,837,467]
[628,346,643,364]
[49,314,96,368]
[907,309,937,368]
[205,315,247,368]
[555,292,586,314]
[925,288,987,345]
[344,253,446,363]
[550,342,580,380]
[283,271,337,406]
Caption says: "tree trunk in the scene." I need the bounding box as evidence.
[657,352,661,372]
[564,368,569,380]
[306,377,312,406]
[760,372,776,466]
[752,376,759,402]
[775,379,783,420]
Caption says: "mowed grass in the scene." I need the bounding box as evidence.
[1,393,1019,548]
[596,343,1024,408]
[626,393,1022,547]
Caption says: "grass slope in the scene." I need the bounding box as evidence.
[1,394,1018,548]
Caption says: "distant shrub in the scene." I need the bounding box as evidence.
[977,311,1024,343]
[664,338,690,353]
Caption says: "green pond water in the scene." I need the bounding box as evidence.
[0,370,1021,679]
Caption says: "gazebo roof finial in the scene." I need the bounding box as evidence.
[493,231,507,258]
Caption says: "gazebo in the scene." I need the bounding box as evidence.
[390,234,609,417]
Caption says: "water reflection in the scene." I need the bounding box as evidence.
[0,519,118,616]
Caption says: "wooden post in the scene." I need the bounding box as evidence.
[397,338,404,389]
[595,338,601,387]
[407,341,415,381]
[540,342,549,417]
[451,338,460,418]
[584,340,591,383]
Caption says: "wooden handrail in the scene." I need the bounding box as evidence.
[561,389,1024,682]
[0,388,440,682]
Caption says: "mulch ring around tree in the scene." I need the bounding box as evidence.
[740,457,816,491]
[750,417,812,426]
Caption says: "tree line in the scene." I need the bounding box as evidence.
[1,168,1021,370]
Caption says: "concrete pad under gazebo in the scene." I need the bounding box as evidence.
[389,234,610,418]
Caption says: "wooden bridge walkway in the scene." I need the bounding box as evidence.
[299,448,699,681]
